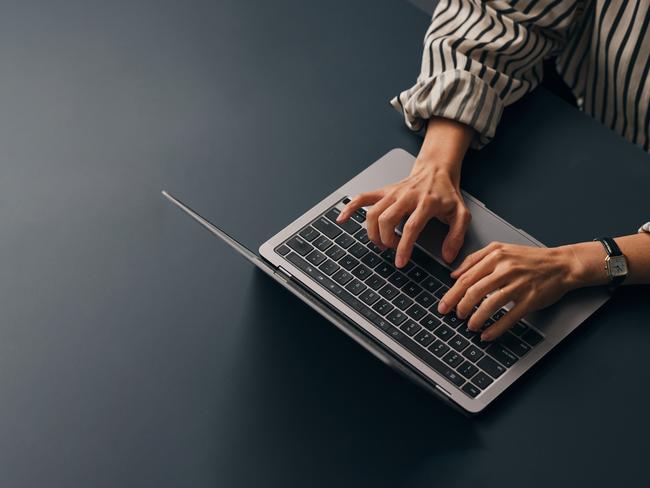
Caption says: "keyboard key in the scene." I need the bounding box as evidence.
[472,372,493,389]
[406,304,427,321]
[379,284,399,300]
[319,259,340,276]
[345,279,367,295]
[499,332,532,357]
[325,208,341,222]
[373,299,394,316]
[462,382,481,398]
[493,308,508,321]
[487,344,518,367]
[334,233,355,249]
[470,334,491,349]
[449,335,470,352]
[312,217,342,239]
[407,267,427,283]
[337,218,361,235]
[392,294,414,311]
[477,356,506,378]
[388,272,408,288]
[351,264,372,280]
[351,210,366,223]
[462,345,485,363]
[339,255,360,271]
[429,340,450,358]
[421,276,442,293]
[457,361,479,379]
[457,326,477,339]
[313,235,333,251]
[361,253,382,268]
[306,250,327,266]
[332,269,353,285]
[414,330,435,347]
[367,241,383,254]
[325,244,346,261]
[387,309,408,326]
[359,289,380,305]
[400,320,422,337]
[429,304,446,319]
[365,275,386,290]
[375,262,395,278]
[521,328,544,346]
[415,291,435,308]
[402,281,422,298]
[299,226,320,242]
[348,243,369,259]
[443,369,465,387]
[443,312,464,328]
[434,286,448,299]
[287,235,313,256]
[275,244,291,256]
[420,314,441,331]
[510,321,528,336]
[443,351,463,368]
[434,324,454,341]
[381,248,396,262]
[355,228,370,244]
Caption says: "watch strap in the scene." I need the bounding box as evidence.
[593,237,625,289]
[593,236,622,257]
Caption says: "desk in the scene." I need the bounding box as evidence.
[0,1,648,487]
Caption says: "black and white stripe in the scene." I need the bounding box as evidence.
[392,0,650,152]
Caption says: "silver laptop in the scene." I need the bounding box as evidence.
[163,148,609,414]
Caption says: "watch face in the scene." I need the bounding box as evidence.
[608,256,628,277]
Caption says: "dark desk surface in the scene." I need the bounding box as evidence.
[1,1,649,486]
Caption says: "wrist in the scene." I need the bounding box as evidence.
[560,242,609,289]
[415,117,473,185]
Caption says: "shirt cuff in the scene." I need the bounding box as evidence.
[639,222,650,233]
[390,69,504,149]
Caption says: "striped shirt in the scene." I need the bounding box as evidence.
[391,0,650,152]
[391,0,650,235]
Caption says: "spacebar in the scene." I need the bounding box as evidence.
[286,252,454,380]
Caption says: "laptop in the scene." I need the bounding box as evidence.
[163,148,610,414]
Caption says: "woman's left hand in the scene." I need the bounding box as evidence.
[437,242,589,341]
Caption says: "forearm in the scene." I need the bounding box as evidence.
[416,117,475,184]
[564,233,650,287]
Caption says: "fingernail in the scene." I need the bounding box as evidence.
[438,300,449,314]
[395,256,405,268]
[480,332,491,342]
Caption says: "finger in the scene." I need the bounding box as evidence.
[395,205,429,268]
[451,242,499,279]
[467,282,516,331]
[378,202,410,249]
[365,196,395,249]
[438,250,500,314]
[456,271,507,320]
[481,301,528,341]
[442,207,471,264]
[338,190,384,222]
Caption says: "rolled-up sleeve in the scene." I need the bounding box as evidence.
[639,222,650,233]
[391,0,583,148]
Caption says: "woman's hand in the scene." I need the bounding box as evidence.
[337,117,475,267]
[438,241,606,341]
[338,159,471,267]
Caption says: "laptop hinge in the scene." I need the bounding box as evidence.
[276,265,293,281]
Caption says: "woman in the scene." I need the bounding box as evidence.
[337,0,650,339]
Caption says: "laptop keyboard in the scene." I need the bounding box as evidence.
[274,199,544,399]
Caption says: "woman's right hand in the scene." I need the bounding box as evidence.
[337,117,475,268]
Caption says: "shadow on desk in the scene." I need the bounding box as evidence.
[211,271,482,487]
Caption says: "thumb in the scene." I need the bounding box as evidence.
[442,207,471,263]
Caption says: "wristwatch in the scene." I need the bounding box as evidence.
[593,237,628,289]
